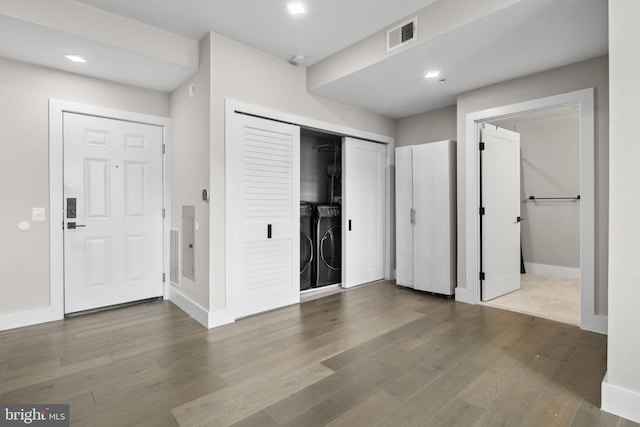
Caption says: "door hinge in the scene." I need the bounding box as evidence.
[479,272,486,281]
[162,144,166,154]
[479,142,485,151]
[162,208,166,218]
[162,273,166,283]
[479,207,485,216]
[479,129,484,143]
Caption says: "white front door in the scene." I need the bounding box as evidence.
[481,123,521,301]
[63,113,164,314]
[231,114,300,318]
[342,137,386,288]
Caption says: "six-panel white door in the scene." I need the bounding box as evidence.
[63,113,164,314]
[481,123,521,301]
[342,137,386,288]
[232,114,300,318]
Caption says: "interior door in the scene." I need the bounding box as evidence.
[63,113,164,313]
[232,113,300,318]
[394,146,414,287]
[481,123,521,301]
[343,137,386,288]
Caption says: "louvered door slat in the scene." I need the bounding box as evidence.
[233,114,300,318]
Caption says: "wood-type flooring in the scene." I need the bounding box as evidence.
[0,281,635,426]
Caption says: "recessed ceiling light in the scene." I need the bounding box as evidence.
[425,71,441,79]
[287,2,306,15]
[65,54,87,63]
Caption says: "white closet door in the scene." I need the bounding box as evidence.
[343,137,386,288]
[412,141,453,294]
[64,113,164,313]
[232,114,300,318]
[395,146,414,288]
[481,124,521,301]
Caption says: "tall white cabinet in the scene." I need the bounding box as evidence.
[395,140,456,295]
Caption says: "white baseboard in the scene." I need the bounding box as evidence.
[0,305,63,332]
[168,287,235,329]
[168,287,210,328]
[208,310,235,329]
[455,286,475,304]
[602,373,640,423]
[524,262,581,279]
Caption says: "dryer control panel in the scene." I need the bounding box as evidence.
[317,205,341,218]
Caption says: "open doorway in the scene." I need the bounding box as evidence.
[461,88,606,334]
[483,106,581,326]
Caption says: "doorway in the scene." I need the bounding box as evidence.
[482,107,581,326]
[50,100,171,319]
[461,88,606,333]
[63,113,165,313]
[225,100,392,321]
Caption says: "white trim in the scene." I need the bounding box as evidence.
[169,286,234,329]
[47,99,171,327]
[225,100,394,145]
[168,286,209,327]
[602,373,640,423]
[523,263,581,279]
[223,99,394,322]
[461,88,606,334]
[0,306,62,332]
[207,309,235,329]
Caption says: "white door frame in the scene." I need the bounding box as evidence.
[459,88,607,334]
[225,99,394,321]
[50,99,171,318]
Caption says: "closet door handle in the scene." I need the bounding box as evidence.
[267,224,272,239]
[348,220,352,231]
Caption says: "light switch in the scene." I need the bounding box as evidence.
[32,208,46,222]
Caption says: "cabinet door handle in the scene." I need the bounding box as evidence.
[267,224,272,239]
[410,208,416,225]
[348,220,352,231]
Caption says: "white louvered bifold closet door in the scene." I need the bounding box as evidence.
[233,114,300,318]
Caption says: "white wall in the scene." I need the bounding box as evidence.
[395,105,457,147]
[208,32,395,316]
[169,34,212,309]
[603,0,640,422]
[0,57,169,318]
[456,55,609,314]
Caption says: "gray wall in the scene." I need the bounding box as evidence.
[395,105,457,147]
[169,34,212,308]
[493,112,581,270]
[456,55,609,314]
[0,57,169,315]
[300,133,341,204]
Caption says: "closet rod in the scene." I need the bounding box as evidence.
[527,195,580,201]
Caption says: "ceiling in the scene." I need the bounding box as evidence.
[0,0,608,119]
[78,0,439,67]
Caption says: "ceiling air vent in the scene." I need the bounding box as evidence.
[386,17,417,53]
